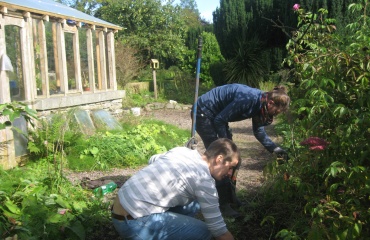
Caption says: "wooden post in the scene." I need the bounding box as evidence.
[150,59,159,99]
[152,68,157,99]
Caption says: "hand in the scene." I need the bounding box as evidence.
[273,147,289,160]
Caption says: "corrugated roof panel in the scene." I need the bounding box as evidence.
[0,0,122,30]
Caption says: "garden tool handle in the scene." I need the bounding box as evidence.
[191,36,203,138]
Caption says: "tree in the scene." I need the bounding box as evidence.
[95,0,187,68]
[213,0,247,59]
[56,0,100,15]
[179,0,200,16]
[115,41,145,88]
[199,32,225,86]
[181,31,225,87]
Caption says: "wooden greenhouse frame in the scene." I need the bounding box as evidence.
[0,0,124,169]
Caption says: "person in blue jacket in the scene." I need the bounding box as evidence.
[192,84,291,217]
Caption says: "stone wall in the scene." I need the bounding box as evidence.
[37,98,124,119]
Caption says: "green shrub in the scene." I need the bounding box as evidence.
[0,160,91,240]
[3,109,190,239]
[261,4,370,239]
[73,122,188,171]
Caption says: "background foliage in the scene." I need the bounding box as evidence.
[1,105,189,239]
[2,0,370,238]
[258,2,370,239]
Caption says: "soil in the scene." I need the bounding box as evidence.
[66,107,280,240]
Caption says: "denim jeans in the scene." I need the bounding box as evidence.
[112,201,212,240]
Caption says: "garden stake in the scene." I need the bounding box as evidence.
[187,36,203,149]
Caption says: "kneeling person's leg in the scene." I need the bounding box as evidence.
[113,212,212,240]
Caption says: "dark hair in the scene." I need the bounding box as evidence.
[268,86,291,112]
[204,138,240,163]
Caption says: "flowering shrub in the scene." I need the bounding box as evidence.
[264,2,370,239]
[300,137,330,150]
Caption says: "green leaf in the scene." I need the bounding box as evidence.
[353,222,362,236]
[4,200,21,214]
[65,220,86,240]
[260,215,275,226]
[72,201,88,212]
[90,147,99,155]
[329,183,339,193]
[55,195,72,209]
[47,212,66,223]
[330,166,338,177]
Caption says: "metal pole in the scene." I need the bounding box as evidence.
[191,36,203,138]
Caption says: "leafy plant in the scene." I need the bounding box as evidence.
[0,160,90,240]
[0,102,37,130]
[2,109,190,239]
[262,3,370,239]
[223,37,269,88]
[76,122,188,170]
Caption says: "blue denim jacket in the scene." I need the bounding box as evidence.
[197,84,277,153]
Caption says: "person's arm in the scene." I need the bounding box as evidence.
[215,231,234,240]
[252,116,277,153]
[213,115,230,139]
[213,103,239,139]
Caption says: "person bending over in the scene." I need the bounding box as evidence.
[192,84,291,217]
[112,138,240,240]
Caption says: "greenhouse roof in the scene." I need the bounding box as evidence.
[0,0,122,30]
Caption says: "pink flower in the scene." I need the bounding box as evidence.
[309,145,327,151]
[300,137,330,151]
[58,209,68,215]
[293,4,300,11]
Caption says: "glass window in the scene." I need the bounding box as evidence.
[5,25,25,102]
[65,32,76,91]
[45,21,59,95]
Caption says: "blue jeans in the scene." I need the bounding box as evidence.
[112,201,212,240]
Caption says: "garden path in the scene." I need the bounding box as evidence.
[66,107,281,240]
[67,107,278,193]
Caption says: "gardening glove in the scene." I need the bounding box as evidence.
[273,147,289,163]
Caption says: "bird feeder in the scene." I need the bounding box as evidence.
[150,59,159,69]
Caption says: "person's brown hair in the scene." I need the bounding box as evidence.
[267,86,291,112]
[204,138,240,163]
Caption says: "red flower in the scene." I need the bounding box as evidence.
[300,137,330,151]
